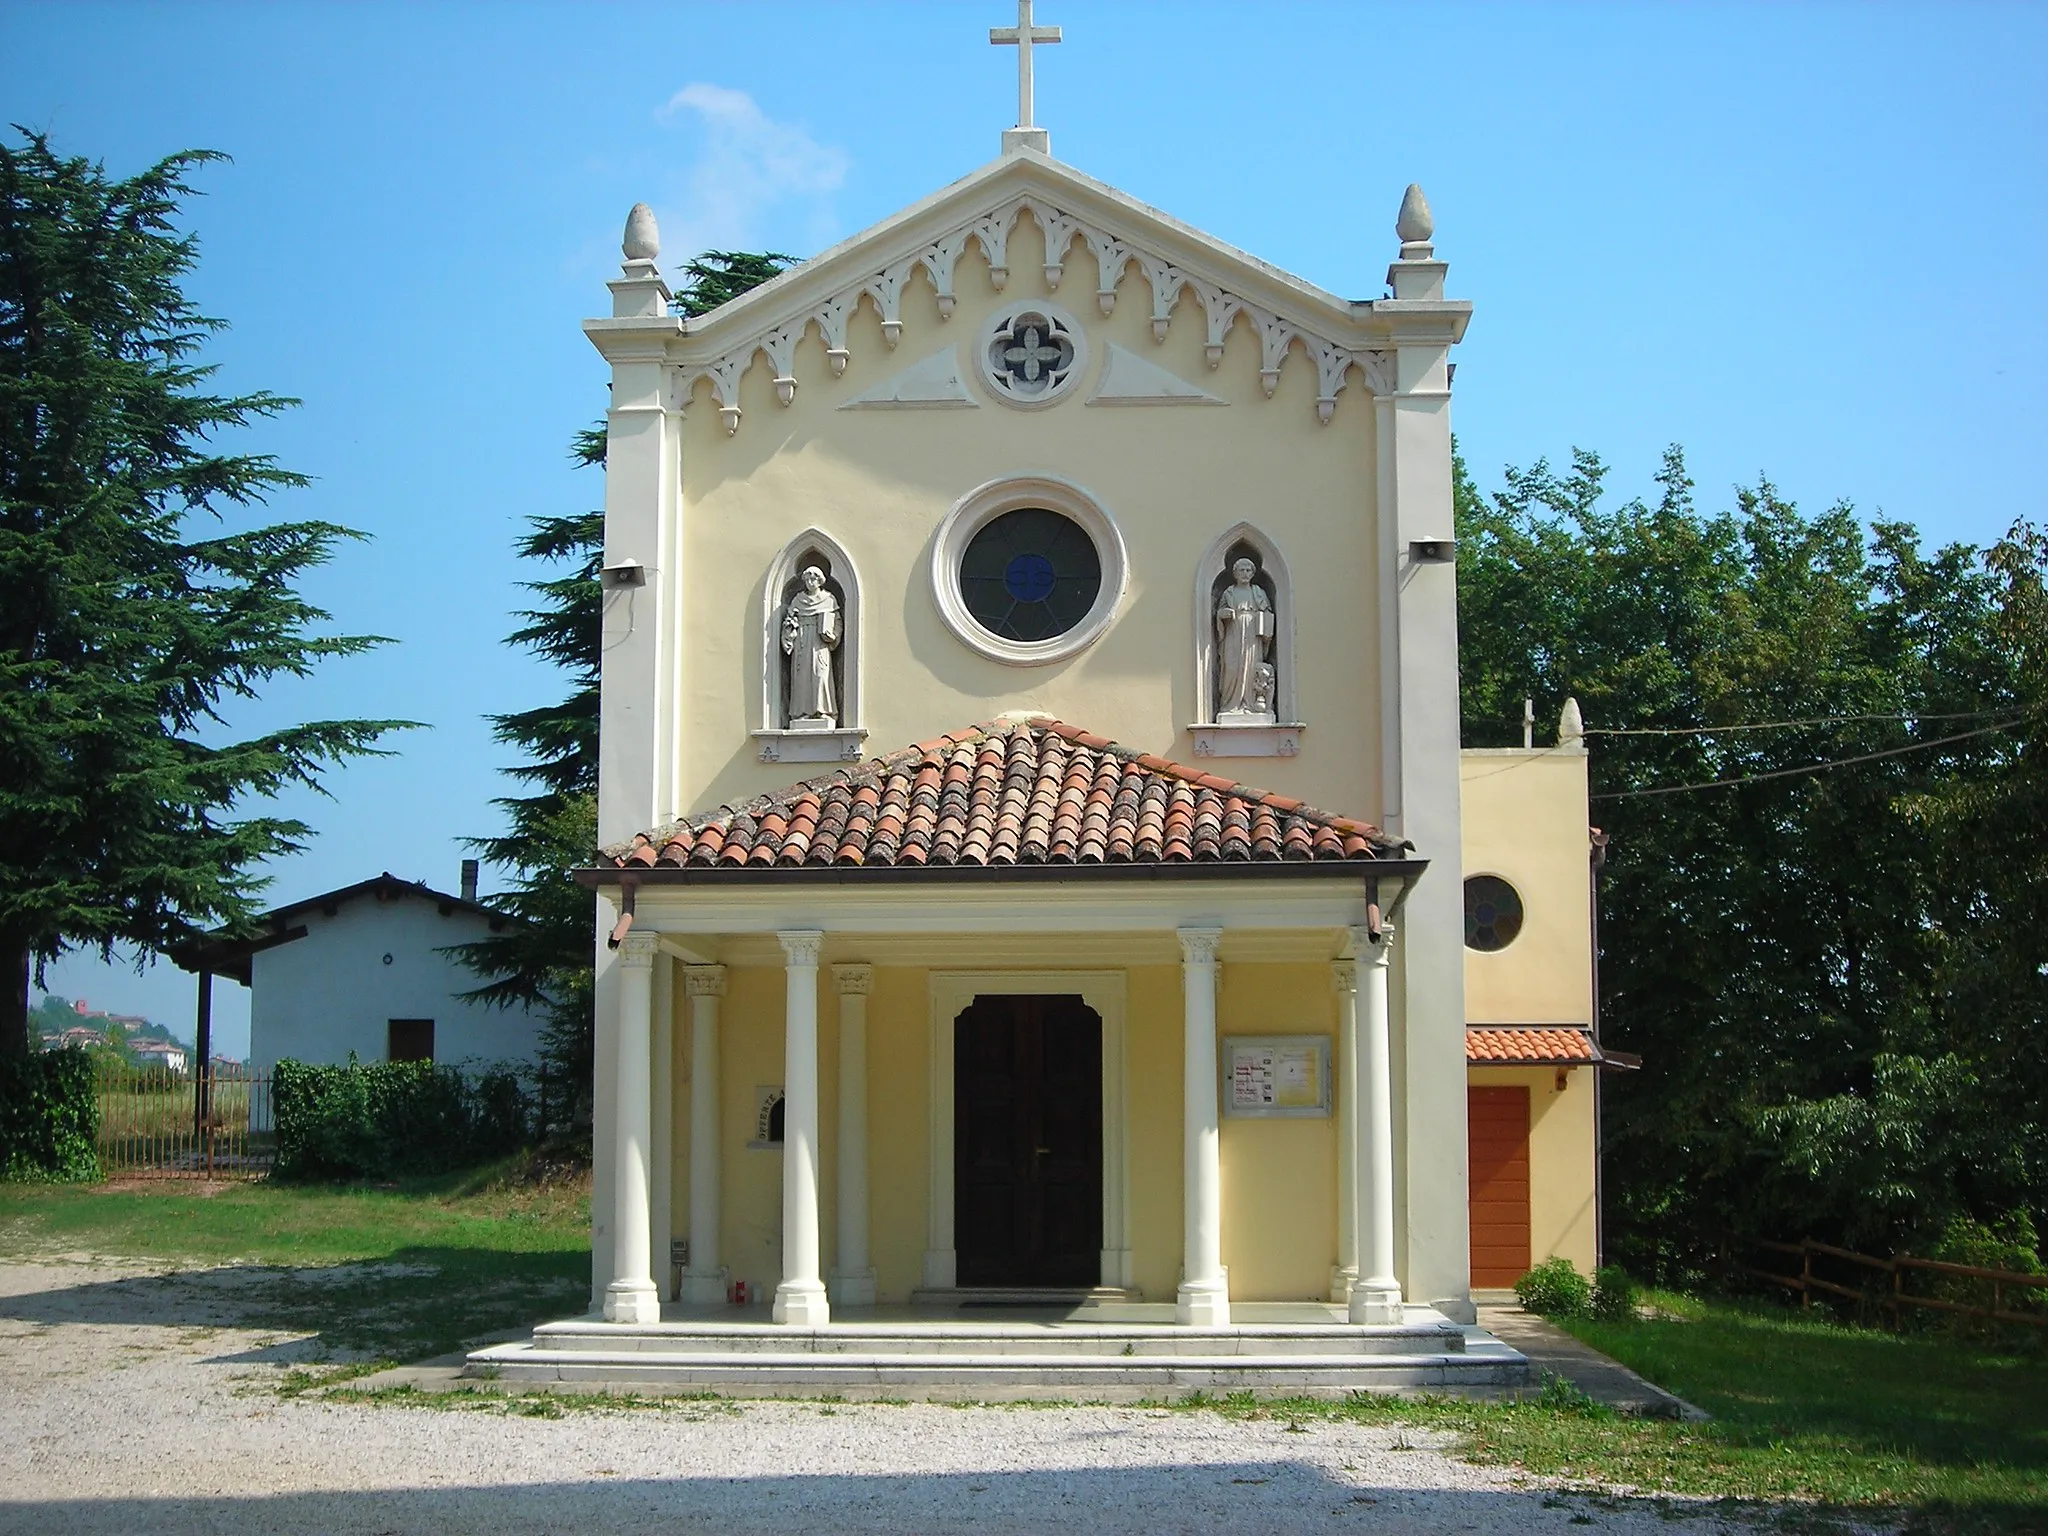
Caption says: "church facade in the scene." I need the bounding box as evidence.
[576,116,1606,1333]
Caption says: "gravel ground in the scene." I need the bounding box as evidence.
[0,1257,1760,1535]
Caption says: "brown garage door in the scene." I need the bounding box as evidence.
[1468,1086,1531,1287]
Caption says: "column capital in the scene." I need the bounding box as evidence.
[1350,923,1397,968]
[778,930,825,966]
[1331,959,1359,993]
[1177,927,1223,965]
[617,930,661,968]
[684,964,728,997]
[832,963,874,995]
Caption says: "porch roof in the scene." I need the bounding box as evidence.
[1464,1026,1611,1067]
[590,718,1414,884]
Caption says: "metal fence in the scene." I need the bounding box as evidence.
[94,1060,274,1179]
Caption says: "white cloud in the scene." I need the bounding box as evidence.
[655,83,848,259]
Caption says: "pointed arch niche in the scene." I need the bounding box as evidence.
[753,529,868,764]
[1190,523,1304,759]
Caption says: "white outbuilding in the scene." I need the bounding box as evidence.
[180,866,546,1075]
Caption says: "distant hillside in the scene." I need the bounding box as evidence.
[33,994,190,1053]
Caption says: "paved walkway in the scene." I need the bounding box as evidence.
[1474,1301,1709,1420]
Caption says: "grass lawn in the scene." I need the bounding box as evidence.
[0,1160,591,1363]
[1200,1290,2046,1534]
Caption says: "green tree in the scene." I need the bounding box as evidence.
[0,131,408,1059]
[1455,444,2046,1268]
[454,251,791,1134]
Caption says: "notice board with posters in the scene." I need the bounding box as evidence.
[1222,1035,1331,1118]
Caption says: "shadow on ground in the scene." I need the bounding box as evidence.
[0,1249,587,1362]
[0,1470,1751,1536]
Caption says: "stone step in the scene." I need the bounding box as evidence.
[466,1342,1527,1400]
[522,1320,1468,1359]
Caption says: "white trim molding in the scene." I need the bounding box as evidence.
[924,970,1131,1293]
[929,473,1128,667]
[756,527,868,763]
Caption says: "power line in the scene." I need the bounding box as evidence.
[1587,706,2016,737]
[1591,717,2033,801]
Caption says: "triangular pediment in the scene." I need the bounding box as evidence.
[587,148,1468,433]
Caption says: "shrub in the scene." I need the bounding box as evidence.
[272,1056,533,1181]
[0,1047,100,1181]
[1590,1263,1637,1321]
[1920,1212,2045,1333]
[1515,1256,1591,1318]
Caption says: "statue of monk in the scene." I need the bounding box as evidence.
[780,565,841,727]
[1215,556,1276,722]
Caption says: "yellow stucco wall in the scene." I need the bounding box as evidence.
[672,214,1383,820]
[1459,750,1593,1024]
[1465,1064,1598,1276]
[664,957,1348,1304]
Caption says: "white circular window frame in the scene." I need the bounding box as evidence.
[978,299,1089,410]
[931,474,1128,667]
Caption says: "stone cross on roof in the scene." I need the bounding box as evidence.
[990,0,1061,154]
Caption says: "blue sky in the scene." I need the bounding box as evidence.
[6,1,2043,1053]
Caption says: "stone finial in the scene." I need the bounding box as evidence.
[622,202,660,263]
[1559,696,1585,749]
[1396,183,1434,244]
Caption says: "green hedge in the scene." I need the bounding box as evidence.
[272,1056,532,1181]
[1,1047,101,1181]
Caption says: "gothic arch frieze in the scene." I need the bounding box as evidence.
[677,198,1398,435]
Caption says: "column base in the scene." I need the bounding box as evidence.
[830,1268,877,1306]
[603,1277,662,1325]
[678,1268,730,1306]
[1176,1277,1231,1327]
[1328,1264,1359,1305]
[1349,1279,1403,1325]
[772,1279,832,1326]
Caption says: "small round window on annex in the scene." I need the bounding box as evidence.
[1464,875,1524,952]
[932,476,1128,666]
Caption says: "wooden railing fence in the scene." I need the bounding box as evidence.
[1728,1234,2048,1331]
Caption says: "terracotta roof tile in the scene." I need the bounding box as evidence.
[600,719,1406,874]
[1465,1027,1603,1065]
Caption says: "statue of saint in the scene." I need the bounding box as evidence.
[780,565,841,728]
[1215,556,1277,722]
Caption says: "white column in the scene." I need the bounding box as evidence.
[603,930,661,1324]
[679,965,728,1305]
[830,964,876,1306]
[773,931,830,1326]
[1351,924,1404,1324]
[1177,927,1229,1326]
[650,952,675,1299]
[1330,959,1360,1303]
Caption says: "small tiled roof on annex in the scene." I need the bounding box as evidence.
[1464,1027,1604,1066]
[603,718,1406,873]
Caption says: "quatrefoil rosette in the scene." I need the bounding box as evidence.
[979,301,1087,409]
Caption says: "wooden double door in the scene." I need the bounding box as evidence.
[954,994,1103,1288]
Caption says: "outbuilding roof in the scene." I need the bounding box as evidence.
[598,718,1412,879]
[1464,1027,1612,1067]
